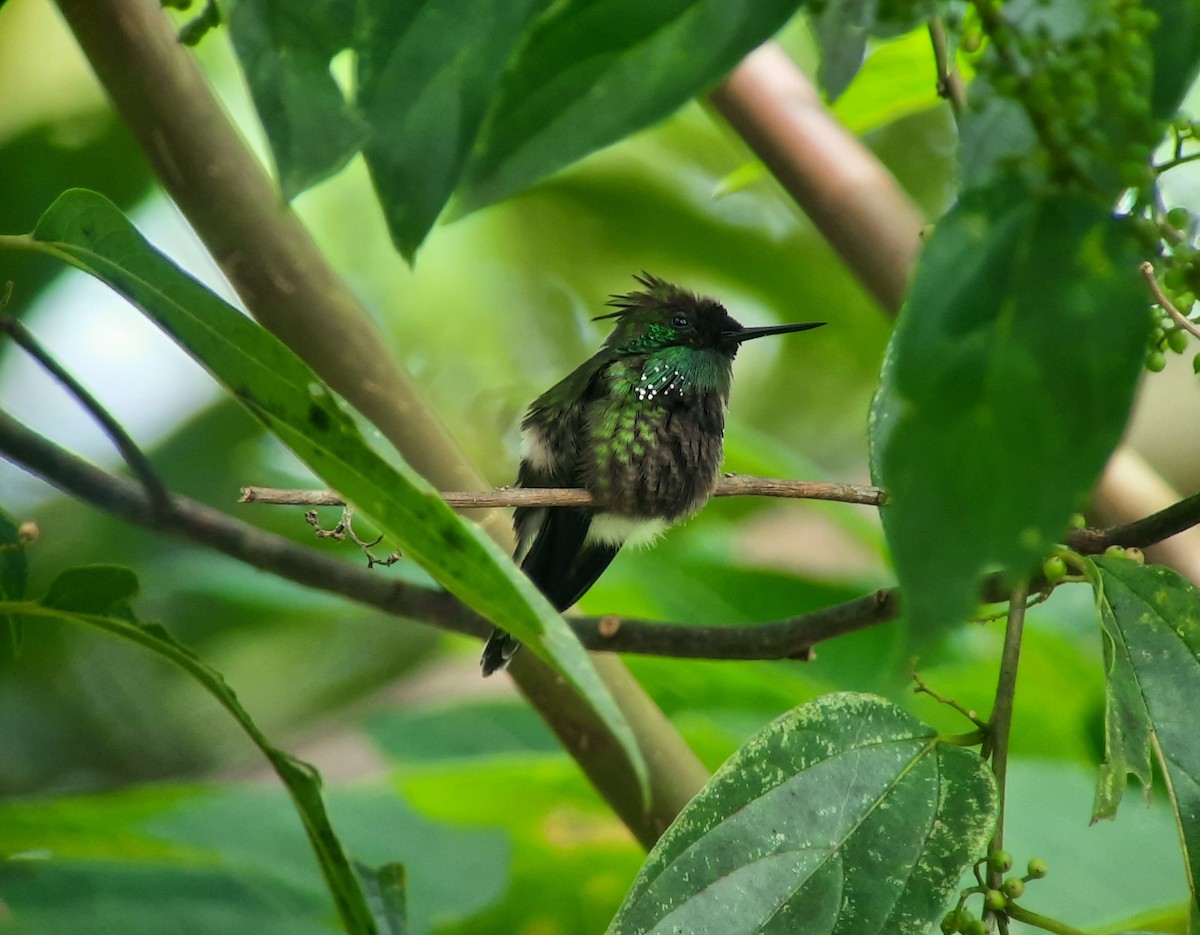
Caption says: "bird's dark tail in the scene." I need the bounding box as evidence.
[481,627,520,676]
[480,508,619,676]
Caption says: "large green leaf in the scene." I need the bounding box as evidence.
[355,0,548,261]
[1087,555,1200,915]
[1145,0,1200,120]
[2,188,644,796]
[457,0,804,213]
[870,176,1147,642]
[605,693,998,935]
[226,0,368,199]
[0,506,29,661]
[5,573,390,934]
[0,784,500,935]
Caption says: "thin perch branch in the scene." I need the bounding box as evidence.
[239,475,887,509]
[6,412,1200,668]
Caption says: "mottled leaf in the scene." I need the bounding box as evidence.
[606,693,998,935]
[1087,555,1200,915]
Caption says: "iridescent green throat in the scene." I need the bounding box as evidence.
[634,346,732,402]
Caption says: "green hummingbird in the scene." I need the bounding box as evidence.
[481,273,825,675]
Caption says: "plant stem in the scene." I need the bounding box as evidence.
[0,312,171,515]
[1005,902,1089,935]
[986,582,1028,903]
[928,18,967,119]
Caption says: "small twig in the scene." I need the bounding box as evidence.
[971,588,1050,624]
[240,474,887,510]
[1142,261,1200,339]
[0,292,172,515]
[1004,903,1088,935]
[304,507,400,568]
[1155,150,1200,174]
[928,18,967,118]
[911,671,988,730]
[986,582,1029,906]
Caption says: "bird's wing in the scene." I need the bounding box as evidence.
[514,353,619,611]
[517,506,619,612]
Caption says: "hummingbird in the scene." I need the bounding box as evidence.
[480,273,825,675]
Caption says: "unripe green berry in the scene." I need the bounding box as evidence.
[987,849,1014,873]
[1043,555,1068,582]
[1027,857,1049,878]
[1168,329,1190,354]
[1167,207,1192,231]
[1002,877,1026,899]
[1069,513,1087,529]
[962,919,987,935]
[1125,547,1145,564]
[1146,350,1166,372]
[1193,352,1200,374]
[984,889,1008,911]
[940,911,958,934]
[1106,545,1127,559]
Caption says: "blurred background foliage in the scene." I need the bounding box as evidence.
[0,0,1198,932]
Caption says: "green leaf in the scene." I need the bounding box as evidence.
[1087,555,1200,915]
[356,862,408,935]
[1145,0,1200,120]
[9,188,645,798]
[40,565,139,616]
[809,0,870,102]
[830,28,947,134]
[355,0,548,261]
[11,598,381,934]
[605,692,998,935]
[0,784,503,935]
[457,0,805,214]
[870,176,1148,642]
[0,506,29,661]
[397,755,640,932]
[226,0,368,199]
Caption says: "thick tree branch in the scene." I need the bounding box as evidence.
[239,476,887,509]
[709,42,925,313]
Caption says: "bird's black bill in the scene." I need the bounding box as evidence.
[729,321,826,343]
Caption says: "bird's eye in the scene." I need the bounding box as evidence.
[672,314,691,328]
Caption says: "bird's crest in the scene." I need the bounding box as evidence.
[593,272,699,321]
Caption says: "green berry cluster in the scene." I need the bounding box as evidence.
[942,852,1052,933]
[968,0,1162,196]
[1141,178,1200,372]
